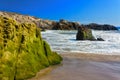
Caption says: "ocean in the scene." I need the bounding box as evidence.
[41,30,120,55]
[117,27,120,30]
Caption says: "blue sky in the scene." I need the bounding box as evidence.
[0,0,120,26]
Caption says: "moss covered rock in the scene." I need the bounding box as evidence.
[76,26,95,40]
[0,16,62,80]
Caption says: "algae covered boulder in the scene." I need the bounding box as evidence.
[0,16,62,80]
[76,26,95,40]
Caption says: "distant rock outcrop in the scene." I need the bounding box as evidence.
[81,23,118,30]
[52,19,80,30]
[0,11,118,31]
[0,16,62,80]
[76,26,95,40]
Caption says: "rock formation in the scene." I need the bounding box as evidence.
[52,19,80,30]
[0,11,118,31]
[0,16,62,80]
[81,23,118,30]
[97,38,104,41]
[76,26,95,40]
[0,12,80,30]
[0,11,54,30]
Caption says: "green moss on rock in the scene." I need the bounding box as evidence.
[0,16,62,80]
[43,41,62,65]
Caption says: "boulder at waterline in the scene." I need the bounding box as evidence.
[76,26,95,40]
[97,38,104,41]
[0,16,62,80]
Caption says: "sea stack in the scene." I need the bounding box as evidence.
[0,16,62,80]
[76,26,95,40]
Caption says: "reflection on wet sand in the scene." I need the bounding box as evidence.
[29,53,120,80]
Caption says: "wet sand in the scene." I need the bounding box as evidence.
[29,53,120,80]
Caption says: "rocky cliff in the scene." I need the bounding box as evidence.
[0,16,62,80]
[0,11,118,30]
[0,12,80,30]
[0,11,54,30]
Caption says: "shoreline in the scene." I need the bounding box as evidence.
[60,52,120,62]
[29,52,120,80]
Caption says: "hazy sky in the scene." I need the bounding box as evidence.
[0,0,120,26]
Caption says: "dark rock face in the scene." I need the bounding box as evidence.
[76,26,105,41]
[76,26,95,40]
[81,23,118,30]
[97,38,104,41]
[52,19,80,30]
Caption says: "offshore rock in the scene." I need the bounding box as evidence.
[76,26,95,40]
[97,38,104,41]
[0,16,62,80]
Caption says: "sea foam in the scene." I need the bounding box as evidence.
[42,30,120,55]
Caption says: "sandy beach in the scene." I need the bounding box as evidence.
[29,53,120,80]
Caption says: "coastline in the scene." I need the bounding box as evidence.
[61,52,120,62]
[29,52,120,80]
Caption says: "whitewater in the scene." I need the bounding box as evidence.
[41,30,120,55]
